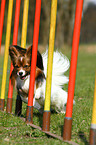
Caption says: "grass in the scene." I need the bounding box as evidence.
[0,44,96,145]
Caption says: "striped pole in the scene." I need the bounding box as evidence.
[15,0,29,116]
[63,0,83,140]
[0,0,6,52]
[0,0,13,111]
[42,0,57,131]
[6,0,21,113]
[26,0,41,124]
[89,73,96,145]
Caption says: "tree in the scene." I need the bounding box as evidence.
[1,0,76,47]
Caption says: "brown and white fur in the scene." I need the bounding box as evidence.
[9,45,70,113]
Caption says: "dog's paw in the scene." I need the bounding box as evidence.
[60,110,66,114]
[18,89,22,93]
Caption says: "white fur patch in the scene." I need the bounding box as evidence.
[16,75,30,93]
[20,57,23,62]
[34,50,70,113]
[17,69,26,76]
[16,75,41,109]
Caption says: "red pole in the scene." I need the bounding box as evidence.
[6,0,21,113]
[26,0,41,124]
[63,0,83,140]
[0,0,6,52]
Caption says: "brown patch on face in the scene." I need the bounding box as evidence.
[9,45,44,85]
[14,56,31,75]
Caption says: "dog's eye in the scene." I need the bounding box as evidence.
[24,65,29,68]
[15,65,19,68]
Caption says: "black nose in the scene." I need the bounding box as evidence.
[19,72,23,76]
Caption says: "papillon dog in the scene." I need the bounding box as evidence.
[9,45,70,113]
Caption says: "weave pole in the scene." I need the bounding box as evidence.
[89,73,96,145]
[6,0,21,113]
[0,0,6,52]
[42,0,57,131]
[0,0,13,111]
[15,0,29,116]
[26,0,41,124]
[63,0,83,140]
[21,0,29,48]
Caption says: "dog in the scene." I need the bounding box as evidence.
[9,45,70,113]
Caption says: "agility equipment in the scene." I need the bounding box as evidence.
[0,0,13,111]
[15,0,29,116]
[6,0,21,113]
[63,0,83,140]
[42,0,57,131]
[0,0,83,144]
[89,73,96,145]
[21,0,29,48]
[26,0,41,124]
[0,0,6,52]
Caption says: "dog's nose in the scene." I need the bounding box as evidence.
[19,72,23,76]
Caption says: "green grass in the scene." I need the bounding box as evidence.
[0,44,96,145]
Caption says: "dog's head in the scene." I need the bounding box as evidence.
[9,45,44,80]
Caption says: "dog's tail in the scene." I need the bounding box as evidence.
[42,50,70,88]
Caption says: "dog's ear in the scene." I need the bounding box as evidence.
[35,67,45,88]
[9,45,19,63]
[26,45,44,70]
[35,67,45,79]
[26,45,32,58]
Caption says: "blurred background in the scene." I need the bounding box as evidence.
[0,0,96,50]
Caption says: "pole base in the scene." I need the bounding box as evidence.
[42,111,51,131]
[0,99,5,111]
[26,106,33,124]
[6,98,13,113]
[89,128,96,145]
[63,117,72,141]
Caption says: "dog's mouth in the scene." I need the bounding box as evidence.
[20,75,26,80]
[20,73,29,80]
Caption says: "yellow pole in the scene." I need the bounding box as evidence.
[89,73,96,144]
[91,73,96,125]
[21,0,29,48]
[44,0,57,111]
[0,0,13,100]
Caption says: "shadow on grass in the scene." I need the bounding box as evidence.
[61,128,89,144]
[33,109,58,128]
[60,125,64,137]
[78,131,89,145]
[33,111,43,127]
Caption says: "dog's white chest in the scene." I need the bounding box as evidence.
[16,75,37,104]
[16,75,30,93]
